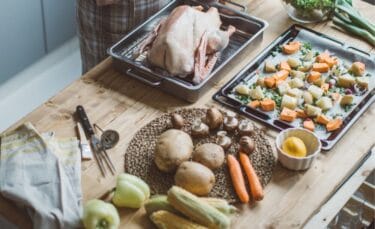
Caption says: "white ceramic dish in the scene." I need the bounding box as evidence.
[276,128,321,171]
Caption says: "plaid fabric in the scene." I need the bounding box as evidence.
[77,0,169,72]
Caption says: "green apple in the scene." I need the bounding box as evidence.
[112,173,150,208]
[83,199,120,229]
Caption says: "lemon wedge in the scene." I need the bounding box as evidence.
[282,137,307,157]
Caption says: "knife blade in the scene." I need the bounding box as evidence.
[77,122,93,160]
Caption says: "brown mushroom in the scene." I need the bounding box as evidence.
[206,108,223,130]
[223,111,239,132]
[238,119,255,136]
[216,131,232,150]
[191,119,209,137]
[239,136,255,154]
[171,113,185,129]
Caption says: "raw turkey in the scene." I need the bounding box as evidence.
[138,5,236,84]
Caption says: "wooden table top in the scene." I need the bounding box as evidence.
[1,0,374,228]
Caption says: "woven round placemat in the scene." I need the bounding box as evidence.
[125,108,275,203]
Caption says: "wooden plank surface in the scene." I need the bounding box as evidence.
[1,0,374,228]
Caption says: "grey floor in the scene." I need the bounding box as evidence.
[0,37,82,132]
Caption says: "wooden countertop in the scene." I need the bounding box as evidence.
[1,0,374,228]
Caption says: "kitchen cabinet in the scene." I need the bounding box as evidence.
[0,0,76,85]
[42,0,76,52]
[0,0,45,85]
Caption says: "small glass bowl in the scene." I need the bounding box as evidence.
[281,0,335,24]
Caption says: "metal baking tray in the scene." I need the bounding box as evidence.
[108,0,268,102]
[213,24,375,150]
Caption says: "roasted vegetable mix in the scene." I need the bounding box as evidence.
[232,41,372,133]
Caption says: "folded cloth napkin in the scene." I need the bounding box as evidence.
[0,123,82,229]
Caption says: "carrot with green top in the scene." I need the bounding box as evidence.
[239,152,264,201]
[227,154,249,203]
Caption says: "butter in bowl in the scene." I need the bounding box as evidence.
[276,128,321,171]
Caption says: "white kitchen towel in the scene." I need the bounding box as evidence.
[0,122,82,229]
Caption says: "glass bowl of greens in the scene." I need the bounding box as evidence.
[281,0,335,23]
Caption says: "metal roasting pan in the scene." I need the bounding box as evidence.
[213,24,375,151]
[108,0,268,102]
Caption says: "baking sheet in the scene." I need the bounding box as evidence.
[213,25,375,150]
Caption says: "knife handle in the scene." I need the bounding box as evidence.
[76,105,95,137]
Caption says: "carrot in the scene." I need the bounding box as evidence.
[326,118,343,132]
[279,61,291,72]
[321,83,329,92]
[227,154,249,203]
[274,70,289,81]
[264,77,276,88]
[316,114,330,125]
[239,152,264,201]
[307,71,321,83]
[296,108,307,119]
[248,100,260,109]
[260,99,275,111]
[303,119,315,132]
[316,52,337,68]
[280,107,297,122]
[312,63,329,73]
[282,41,301,54]
[331,92,341,102]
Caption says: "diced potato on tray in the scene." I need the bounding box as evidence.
[290,70,306,80]
[278,82,291,95]
[235,84,250,95]
[287,58,301,69]
[305,104,322,117]
[289,78,304,88]
[281,94,298,109]
[350,62,365,76]
[340,94,354,106]
[356,77,369,89]
[308,85,323,99]
[316,97,333,111]
[302,51,314,61]
[257,78,265,87]
[337,75,355,88]
[249,86,264,100]
[287,88,303,98]
[264,61,276,73]
[303,91,314,104]
[297,63,312,72]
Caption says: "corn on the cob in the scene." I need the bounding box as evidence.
[145,195,179,216]
[150,210,208,229]
[200,198,237,215]
[167,186,230,229]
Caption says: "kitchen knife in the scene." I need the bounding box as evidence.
[77,122,93,160]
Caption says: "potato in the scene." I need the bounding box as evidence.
[340,94,354,106]
[289,78,304,88]
[281,94,298,109]
[290,70,306,80]
[337,75,355,88]
[250,86,264,100]
[305,104,322,117]
[287,58,301,68]
[302,51,314,61]
[257,78,266,87]
[287,88,303,98]
[192,143,224,169]
[277,82,291,95]
[308,85,323,99]
[235,84,250,95]
[350,62,365,76]
[297,62,312,72]
[154,129,193,172]
[316,97,333,111]
[264,61,277,73]
[356,77,369,89]
[303,91,314,104]
[175,161,215,196]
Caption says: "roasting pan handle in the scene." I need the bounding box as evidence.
[126,69,162,87]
